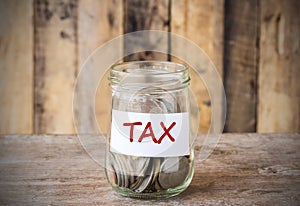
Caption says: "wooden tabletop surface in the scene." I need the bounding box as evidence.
[0,134,299,205]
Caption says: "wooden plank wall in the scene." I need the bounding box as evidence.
[223,0,259,132]
[171,0,224,133]
[34,0,78,134]
[124,0,169,61]
[0,0,299,134]
[0,0,34,134]
[79,0,123,134]
[258,0,300,132]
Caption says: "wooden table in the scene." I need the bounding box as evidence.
[0,134,299,205]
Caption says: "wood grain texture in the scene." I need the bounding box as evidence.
[124,0,169,61]
[77,0,123,134]
[258,0,300,133]
[34,0,78,133]
[0,0,34,134]
[224,0,259,132]
[171,0,224,133]
[1,1,299,135]
[0,134,299,205]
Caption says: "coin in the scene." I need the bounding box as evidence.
[110,153,152,191]
[117,154,132,188]
[134,158,155,193]
[156,92,177,113]
[149,158,161,189]
[108,152,122,187]
[158,156,190,189]
[129,175,144,190]
[142,157,161,192]
[124,86,175,114]
[106,156,117,185]
[111,153,125,187]
[128,156,151,190]
[129,156,150,177]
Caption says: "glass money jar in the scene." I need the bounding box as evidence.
[105,61,194,199]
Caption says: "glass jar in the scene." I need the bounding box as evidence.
[105,61,194,199]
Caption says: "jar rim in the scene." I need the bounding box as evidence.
[110,60,189,76]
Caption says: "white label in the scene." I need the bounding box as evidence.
[110,109,190,157]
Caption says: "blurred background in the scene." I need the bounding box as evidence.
[0,0,299,135]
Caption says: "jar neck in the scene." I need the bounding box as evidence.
[109,61,190,93]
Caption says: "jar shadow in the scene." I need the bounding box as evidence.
[174,170,216,199]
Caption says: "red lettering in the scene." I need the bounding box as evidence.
[157,122,176,144]
[138,122,158,143]
[123,122,142,142]
[123,121,176,144]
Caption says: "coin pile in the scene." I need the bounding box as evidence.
[107,153,191,193]
[108,87,191,193]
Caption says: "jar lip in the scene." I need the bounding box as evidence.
[110,60,189,76]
